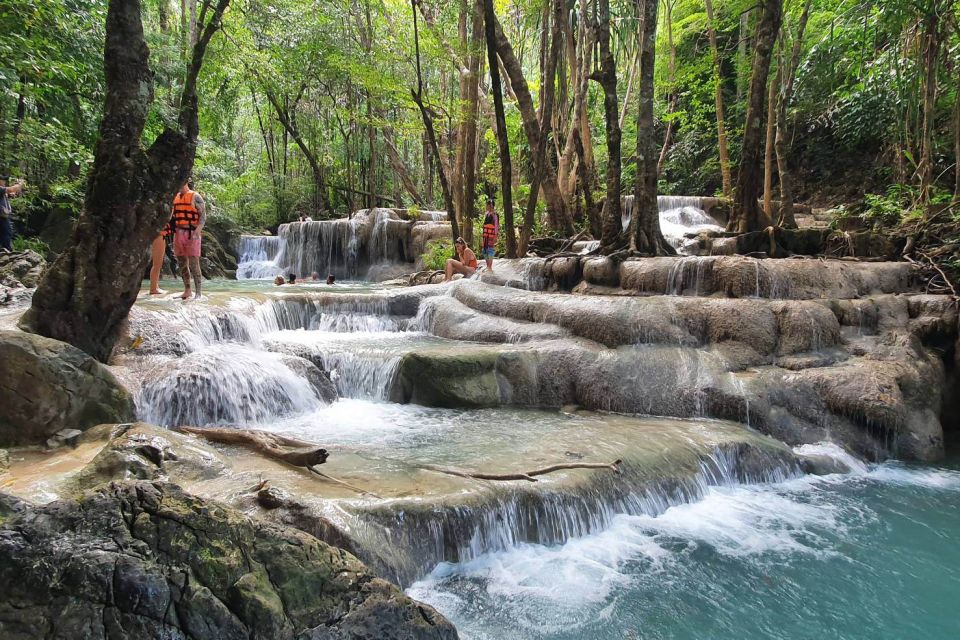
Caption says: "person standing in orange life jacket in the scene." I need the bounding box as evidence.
[171,179,206,299]
[480,197,499,272]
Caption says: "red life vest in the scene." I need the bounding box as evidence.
[482,213,498,244]
[172,190,200,233]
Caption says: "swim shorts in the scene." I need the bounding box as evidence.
[172,229,202,257]
[481,246,495,260]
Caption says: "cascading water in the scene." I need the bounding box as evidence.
[138,344,326,426]
[408,451,960,640]
[120,273,960,640]
[235,208,433,281]
[621,195,725,253]
[236,235,283,279]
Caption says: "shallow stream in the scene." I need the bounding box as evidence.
[131,278,959,640]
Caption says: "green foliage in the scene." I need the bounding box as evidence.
[422,238,453,271]
[12,235,49,255]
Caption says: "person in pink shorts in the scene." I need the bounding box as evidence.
[170,180,206,299]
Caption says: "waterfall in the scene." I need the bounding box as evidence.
[138,345,325,427]
[620,195,725,253]
[340,439,800,586]
[236,235,283,279]
[236,210,424,280]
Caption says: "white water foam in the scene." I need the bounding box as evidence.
[138,344,325,426]
[409,460,960,638]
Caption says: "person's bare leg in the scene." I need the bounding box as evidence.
[486,257,493,271]
[444,258,458,282]
[177,256,192,299]
[149,235,166,294]
[189,256,202,298]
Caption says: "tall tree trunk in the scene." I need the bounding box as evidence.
[411,0,460,244]
[521,0,563,254]
[730,0,782,234]
[763,59,780,220]
[483,0,515,257]
[263,88,328,216]
[189,0,197,46]
[559,11,596,208]
[630,0,673,255]
[955,80,960,200]
[596,0,622,249]
[657,0,677,174]
[383,128,424,205]
[459,0,484,245]
[492,16,572,235]
[19,0,230,362]
[918,3,941,207]
[705,0,733,198]
[775,0,812,229]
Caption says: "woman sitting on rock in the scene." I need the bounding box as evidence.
[444,237,478,282]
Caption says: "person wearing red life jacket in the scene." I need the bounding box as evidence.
[171,180,206,299]
[480,197,499,272]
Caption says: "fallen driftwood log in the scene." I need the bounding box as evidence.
[175,426,378,497]
[176,426,329,466]
[423,459,623,483]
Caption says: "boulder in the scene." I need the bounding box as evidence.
[391,349,501,408]
[0,481,458,639]
[0,330,135,447]
[67,423,229,493]
[0,250,45,288]
[200,229,237,279]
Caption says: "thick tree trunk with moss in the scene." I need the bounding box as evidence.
[730,0,782,234]
[629,0,673,255]
[18,0,229,363]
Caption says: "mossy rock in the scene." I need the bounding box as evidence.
[391,349,501,408]
[0,481,458,639]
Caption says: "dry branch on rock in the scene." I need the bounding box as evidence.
[424,459,622,483]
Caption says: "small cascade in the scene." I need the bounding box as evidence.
[341,439,800,586]
[368,208,410,265]
[131,294,412,356]
[621,195,725,253]
[317,349,403,400]
[236,235,283,279]
[275,219,365,279]
[138,345,325,426]
[665,255,714,295]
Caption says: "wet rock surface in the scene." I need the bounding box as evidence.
[0,480,458,639]
[0,330,134,447]
[0,249,45,288]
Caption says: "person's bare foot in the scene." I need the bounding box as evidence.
[179,289,192,300]
[193,291,202,300]
[149,288,166,295]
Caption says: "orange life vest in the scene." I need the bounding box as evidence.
[172,190,200,233]
[481,213,498,245]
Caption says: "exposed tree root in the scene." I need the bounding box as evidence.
[423,459,622,483]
